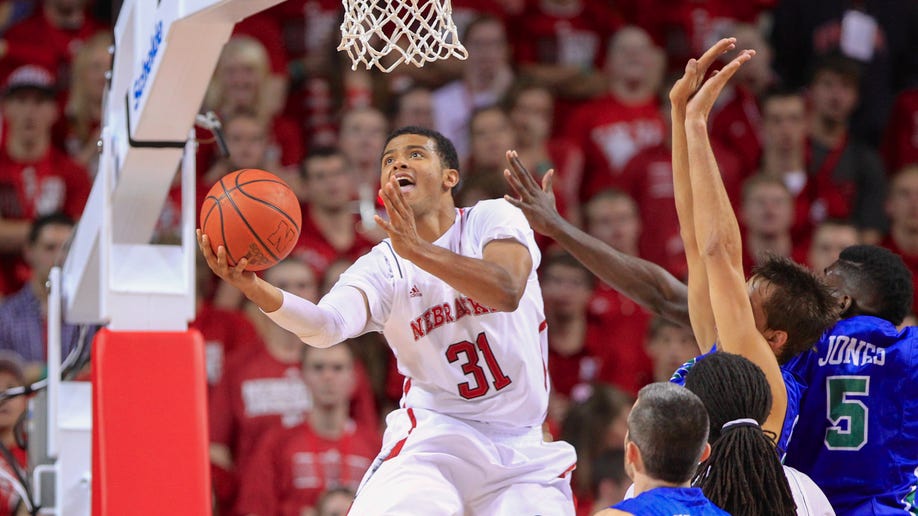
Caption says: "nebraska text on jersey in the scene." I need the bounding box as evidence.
[410,296,497,340]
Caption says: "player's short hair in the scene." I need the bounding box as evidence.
[751,256,839,363]
[28,212,75,245]
[627,382,709,484]
[684,352,797,516]
[836,245,914,325]
[384,126,460,172]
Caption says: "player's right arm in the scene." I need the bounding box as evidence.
[503,154,690,327]
[197,230,370,348]
[668,38,738,351]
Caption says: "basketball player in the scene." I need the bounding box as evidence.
[198,126,576,514]
[505,39,837,456]
[594,382,728,516]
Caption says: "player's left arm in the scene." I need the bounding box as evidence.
[376,178,531,312]
[685,49,788,437]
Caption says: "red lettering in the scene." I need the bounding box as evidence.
[411,318,425,341]
[454,297,471,320]
[423,309,435,334]
[442,302,454,323]
[431,305,446,328]
[468,298,493,315]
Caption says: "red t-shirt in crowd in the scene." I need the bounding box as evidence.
[587,282,653,396]
[547,316,606,401]
[564,94,667,202]
[235,419,380,516]
[291,207,376,280]
[510,1,622,70]
[710,85,762,178]
[1,7,105,84]
[0,145,90,295]
[189,302,264,388]
[883,88,918,174]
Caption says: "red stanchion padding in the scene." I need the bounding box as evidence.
[91,328,210,516]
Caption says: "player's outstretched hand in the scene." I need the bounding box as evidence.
[669,37,736,110]
[503,150,565,238]
[196,229,256,290]
[686,49,756,122]
[375,177,423,259]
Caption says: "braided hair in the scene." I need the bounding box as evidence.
[684,352,796,516]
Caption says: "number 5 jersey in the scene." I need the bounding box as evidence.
[335,199,551,429]
[783,315,918,515]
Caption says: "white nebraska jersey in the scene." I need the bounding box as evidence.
[337,199,549,428]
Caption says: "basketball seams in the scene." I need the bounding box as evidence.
[222,174,282,263]
[233,182,301,233]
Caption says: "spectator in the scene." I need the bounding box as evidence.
[389,86,435,130]
[432,15,514,162]
[58,30,111,176]
[806,219,858,274]
[583,190,653,395]
[208,260,316,513]
[882,87,918,173]
[202,111,279,187]
[0,65,89,296]
[336,107,389,231]
[566,26,667,202]
[804,55,887,243]
[200,36,303,172]
[0,0,104,87]
[466,105,516,179]
[504,80,583,226]
[739,175,806,276]
[586,449,630,516]
[593,382,726,516]
[882,165,918,314]
[758,89,811,240]
[643,317,697,383]
[291,147,377,281]
[0,213,82,381]
[561,384,632,508]
[314,487,356,516]
[0,353,28,516]
[234,344,379,516]
[508,0,621,100]
[540,252,603,434]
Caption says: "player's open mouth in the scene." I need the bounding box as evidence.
[395,175,415,193]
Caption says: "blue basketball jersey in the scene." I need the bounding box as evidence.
[783,316,918,515]
[613,487,729,516]
[670,343,803,459]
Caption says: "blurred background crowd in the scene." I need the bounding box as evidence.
[0,0,916,515]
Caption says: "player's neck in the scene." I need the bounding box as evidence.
[308,404,348,439]
[631,471,689,497]
[414,201,456,243]
[7,136,50,162]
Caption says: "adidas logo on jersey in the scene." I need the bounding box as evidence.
[409,285,422,298]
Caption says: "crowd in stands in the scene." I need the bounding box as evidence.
[0,0,916,514]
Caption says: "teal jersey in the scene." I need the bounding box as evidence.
[784,316,918,515]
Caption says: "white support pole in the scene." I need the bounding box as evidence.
[183,129,197,314]
[47,267,62,460]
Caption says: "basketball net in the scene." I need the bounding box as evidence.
[338,0,469,73]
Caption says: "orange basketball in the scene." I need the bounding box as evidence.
[200,169,302,271]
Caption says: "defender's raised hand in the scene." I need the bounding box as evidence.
[502,150,566,238]
[669,37,736,109]
[686,49,756,122]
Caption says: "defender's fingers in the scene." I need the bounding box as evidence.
[696,37,736,73]
[542,169,555,194]
[509,151,541,191]
[504,169,531,201]
[503,194,523,209]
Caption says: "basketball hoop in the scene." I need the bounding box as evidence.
[338,0,469,73]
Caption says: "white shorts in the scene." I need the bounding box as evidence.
[348,407,577,516]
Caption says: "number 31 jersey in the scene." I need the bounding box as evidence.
[336,199,550,429]
[784,315,918,515]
